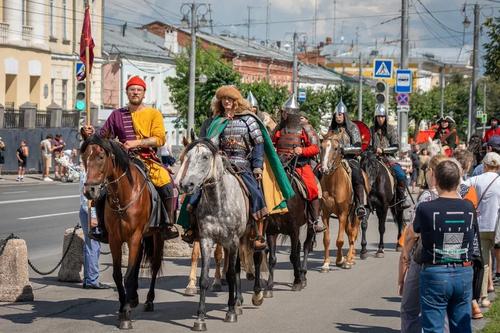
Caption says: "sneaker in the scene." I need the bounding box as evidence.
[43,177,53,182]
[16,177,20,182]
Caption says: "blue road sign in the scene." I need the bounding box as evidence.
[395,69,413,93]
[373,59,393,79]
[76,62,85,81]
[298,89,306,102]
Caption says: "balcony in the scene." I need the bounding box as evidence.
[0,22,8,44]
[22,25,33,43]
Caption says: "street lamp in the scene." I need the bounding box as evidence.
[181,2,209,136]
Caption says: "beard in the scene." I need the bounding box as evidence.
[128,96,143,106]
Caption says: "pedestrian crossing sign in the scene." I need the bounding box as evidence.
[373,59,393,79]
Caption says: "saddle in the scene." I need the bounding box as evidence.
[378,158,396,196]
[289,170,322,201]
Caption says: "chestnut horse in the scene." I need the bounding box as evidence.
[82,135,164,330]
[320,131,361,270]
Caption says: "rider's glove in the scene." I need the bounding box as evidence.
[253,168,263,180]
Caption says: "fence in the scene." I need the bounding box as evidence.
[35,111,51,128]
[4,110,24,129]
[61,112,80,128]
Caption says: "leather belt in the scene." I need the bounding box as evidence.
[423,261,473,268]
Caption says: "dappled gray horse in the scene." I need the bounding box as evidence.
[179,139,248,331]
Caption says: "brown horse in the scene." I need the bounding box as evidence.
[320,131,361,270]
[82,135,164,330]
[185,242,225,295]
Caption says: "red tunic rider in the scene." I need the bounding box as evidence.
[483,115,500,143]
[272,94,325,233]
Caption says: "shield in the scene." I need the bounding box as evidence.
[353,120,371,152]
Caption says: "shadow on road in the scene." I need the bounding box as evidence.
[335,322,399,332]
[352,307,400,318]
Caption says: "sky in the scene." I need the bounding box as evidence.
[105,0,499,59]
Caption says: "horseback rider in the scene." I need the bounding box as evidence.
[272,94,326,233]
[327,98,368,218]
[80,76,179,242]
[433,115,457,154]
[369,103,411,209]
[483,114,500,143]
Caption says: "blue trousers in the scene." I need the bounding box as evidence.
[420,265,473,333]
[80,207,101,286]
[392,163,406,182]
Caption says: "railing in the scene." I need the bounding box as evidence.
[62,111,80,128]
[22,25,33,43]
[5,102,15,111]
[0,22,8,44]
[4,110,24,129]
[36,111,51,128]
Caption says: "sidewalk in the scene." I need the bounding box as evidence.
[0,174,65,185]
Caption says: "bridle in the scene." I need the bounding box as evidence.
[181,140,223,194]
[322,136,343,175]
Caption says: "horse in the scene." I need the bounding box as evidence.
[319,131,361,270]
[359,149,405,258]
[251,157,315,303]
[81,135,164,330]
[178,138,250,331]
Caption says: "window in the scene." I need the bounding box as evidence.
[61,80,68,109]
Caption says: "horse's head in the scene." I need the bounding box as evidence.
[179,139,222,194]
[80,135,130,200]
[320,132,344,173]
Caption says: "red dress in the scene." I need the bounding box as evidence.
[483,127,500,143]
[273,129,319,201]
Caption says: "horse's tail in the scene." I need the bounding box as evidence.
[142,234,164,275]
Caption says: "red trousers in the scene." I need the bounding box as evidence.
[295,164,318,201]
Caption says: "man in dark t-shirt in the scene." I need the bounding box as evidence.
[413,160,474,333]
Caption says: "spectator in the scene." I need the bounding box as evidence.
[40,134,54,181]
[414,160,475,332]
[472,135,500,176]
[79,168,111,290]
[53,134,65,180]
[418,148,430,188]
[483,115,500,143]
[464,152,500,308]
[398,147,413,186]
[411,144,420,193]
[16,140,29,182]
[0,137,5,179]
[399,154,448,333]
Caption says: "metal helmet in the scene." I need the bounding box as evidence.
[334,98,347,115]
[282,94,300,114]
[374,103,387,117]
[246,91,259,109]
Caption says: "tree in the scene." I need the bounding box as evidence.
[239,81,289,119]
[483,17,500,81]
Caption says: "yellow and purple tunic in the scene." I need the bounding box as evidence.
[99,106,170,187]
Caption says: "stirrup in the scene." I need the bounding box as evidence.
[181,229,196,244]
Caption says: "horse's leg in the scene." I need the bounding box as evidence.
[392,206,405,252]
[251,243,264,306]
[300,223,315,289]
[185,240,200,296]
[212,243,223,292]
[235,248,244,315]
[290,228,302,291]
[321,208,331,272]
[121,232,143,328]
[145,232,163,312]
[264,234,277,298]
[376,208,388,258]
[345,215,360,268]
[224,245,238,323]
[360,211,369,260]
[335,213,347,267]
[193,237,212,331]
[110,238,128,329]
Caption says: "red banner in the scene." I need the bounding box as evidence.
[79,6,95,80]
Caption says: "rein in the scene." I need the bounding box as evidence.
[106,164,148,216]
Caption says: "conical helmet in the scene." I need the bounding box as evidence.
[246,91,259,109]
[334,98,347,115]
[283,94,300,114]
[374,103,386,117]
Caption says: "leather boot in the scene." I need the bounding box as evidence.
[310,198,326,233]
[159,191,179,241]
[254,219,267,251]
[397,180,411,209]
[354,185,367,218]
[89,197,108,243]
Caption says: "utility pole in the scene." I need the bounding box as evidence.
[399,0,409,148]
[439,65,445,118]
[332,0,336,44]
[483,81,487,138]
[358,53,363,121]
[208,4,214,34]
[292,32,298,96]
[247,6,251,46]
[470,3,480,138]
[266,0,270,46]
[187,2,196,137]
[313,0,318,48]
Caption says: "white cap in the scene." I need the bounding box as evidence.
[482,152,500,168]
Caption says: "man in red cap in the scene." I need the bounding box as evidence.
[81,76,178,242]
[483,114,500,143]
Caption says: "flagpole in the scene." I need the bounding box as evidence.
[85,44,91,126]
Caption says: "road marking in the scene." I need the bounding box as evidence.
[0,195,79,205]
[2,191,28,194]
[18,211,79,220]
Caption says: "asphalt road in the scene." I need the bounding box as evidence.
[0,182,412,332]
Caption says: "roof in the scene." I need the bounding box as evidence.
[104,25,172,61]
[299,64,343,83]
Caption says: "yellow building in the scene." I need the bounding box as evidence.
[0,0,102,111]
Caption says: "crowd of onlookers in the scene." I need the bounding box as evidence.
[399,134,500,332]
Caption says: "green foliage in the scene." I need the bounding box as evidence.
[483,17,500,81]
[239,81,289,119]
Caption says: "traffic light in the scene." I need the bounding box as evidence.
[375,80,387,105]
[75,81,86,111]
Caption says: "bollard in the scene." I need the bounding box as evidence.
[57,228,84,282]
[164,225,192,257]
[0,239,34,302]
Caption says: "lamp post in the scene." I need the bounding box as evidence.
[181,2,209,136]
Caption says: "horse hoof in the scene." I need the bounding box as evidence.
[130,297,139,308]
[211,283,222,292]
[246,272,255,281]
[224,312,238,323]
[185,287,197,296]
[291,283,302,292]
[375,251,385,258]
[320,266,330,273]
[192,320,207,331]
[342,262,352,269]
[252,291,264,306]
[360,252,368,260]
[119,320,133,330]
[263,290,273,298]
[301,280,307,289]
[144,301,154,312]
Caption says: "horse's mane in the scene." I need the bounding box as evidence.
[81,135,133,183]
[185,138,218,155]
